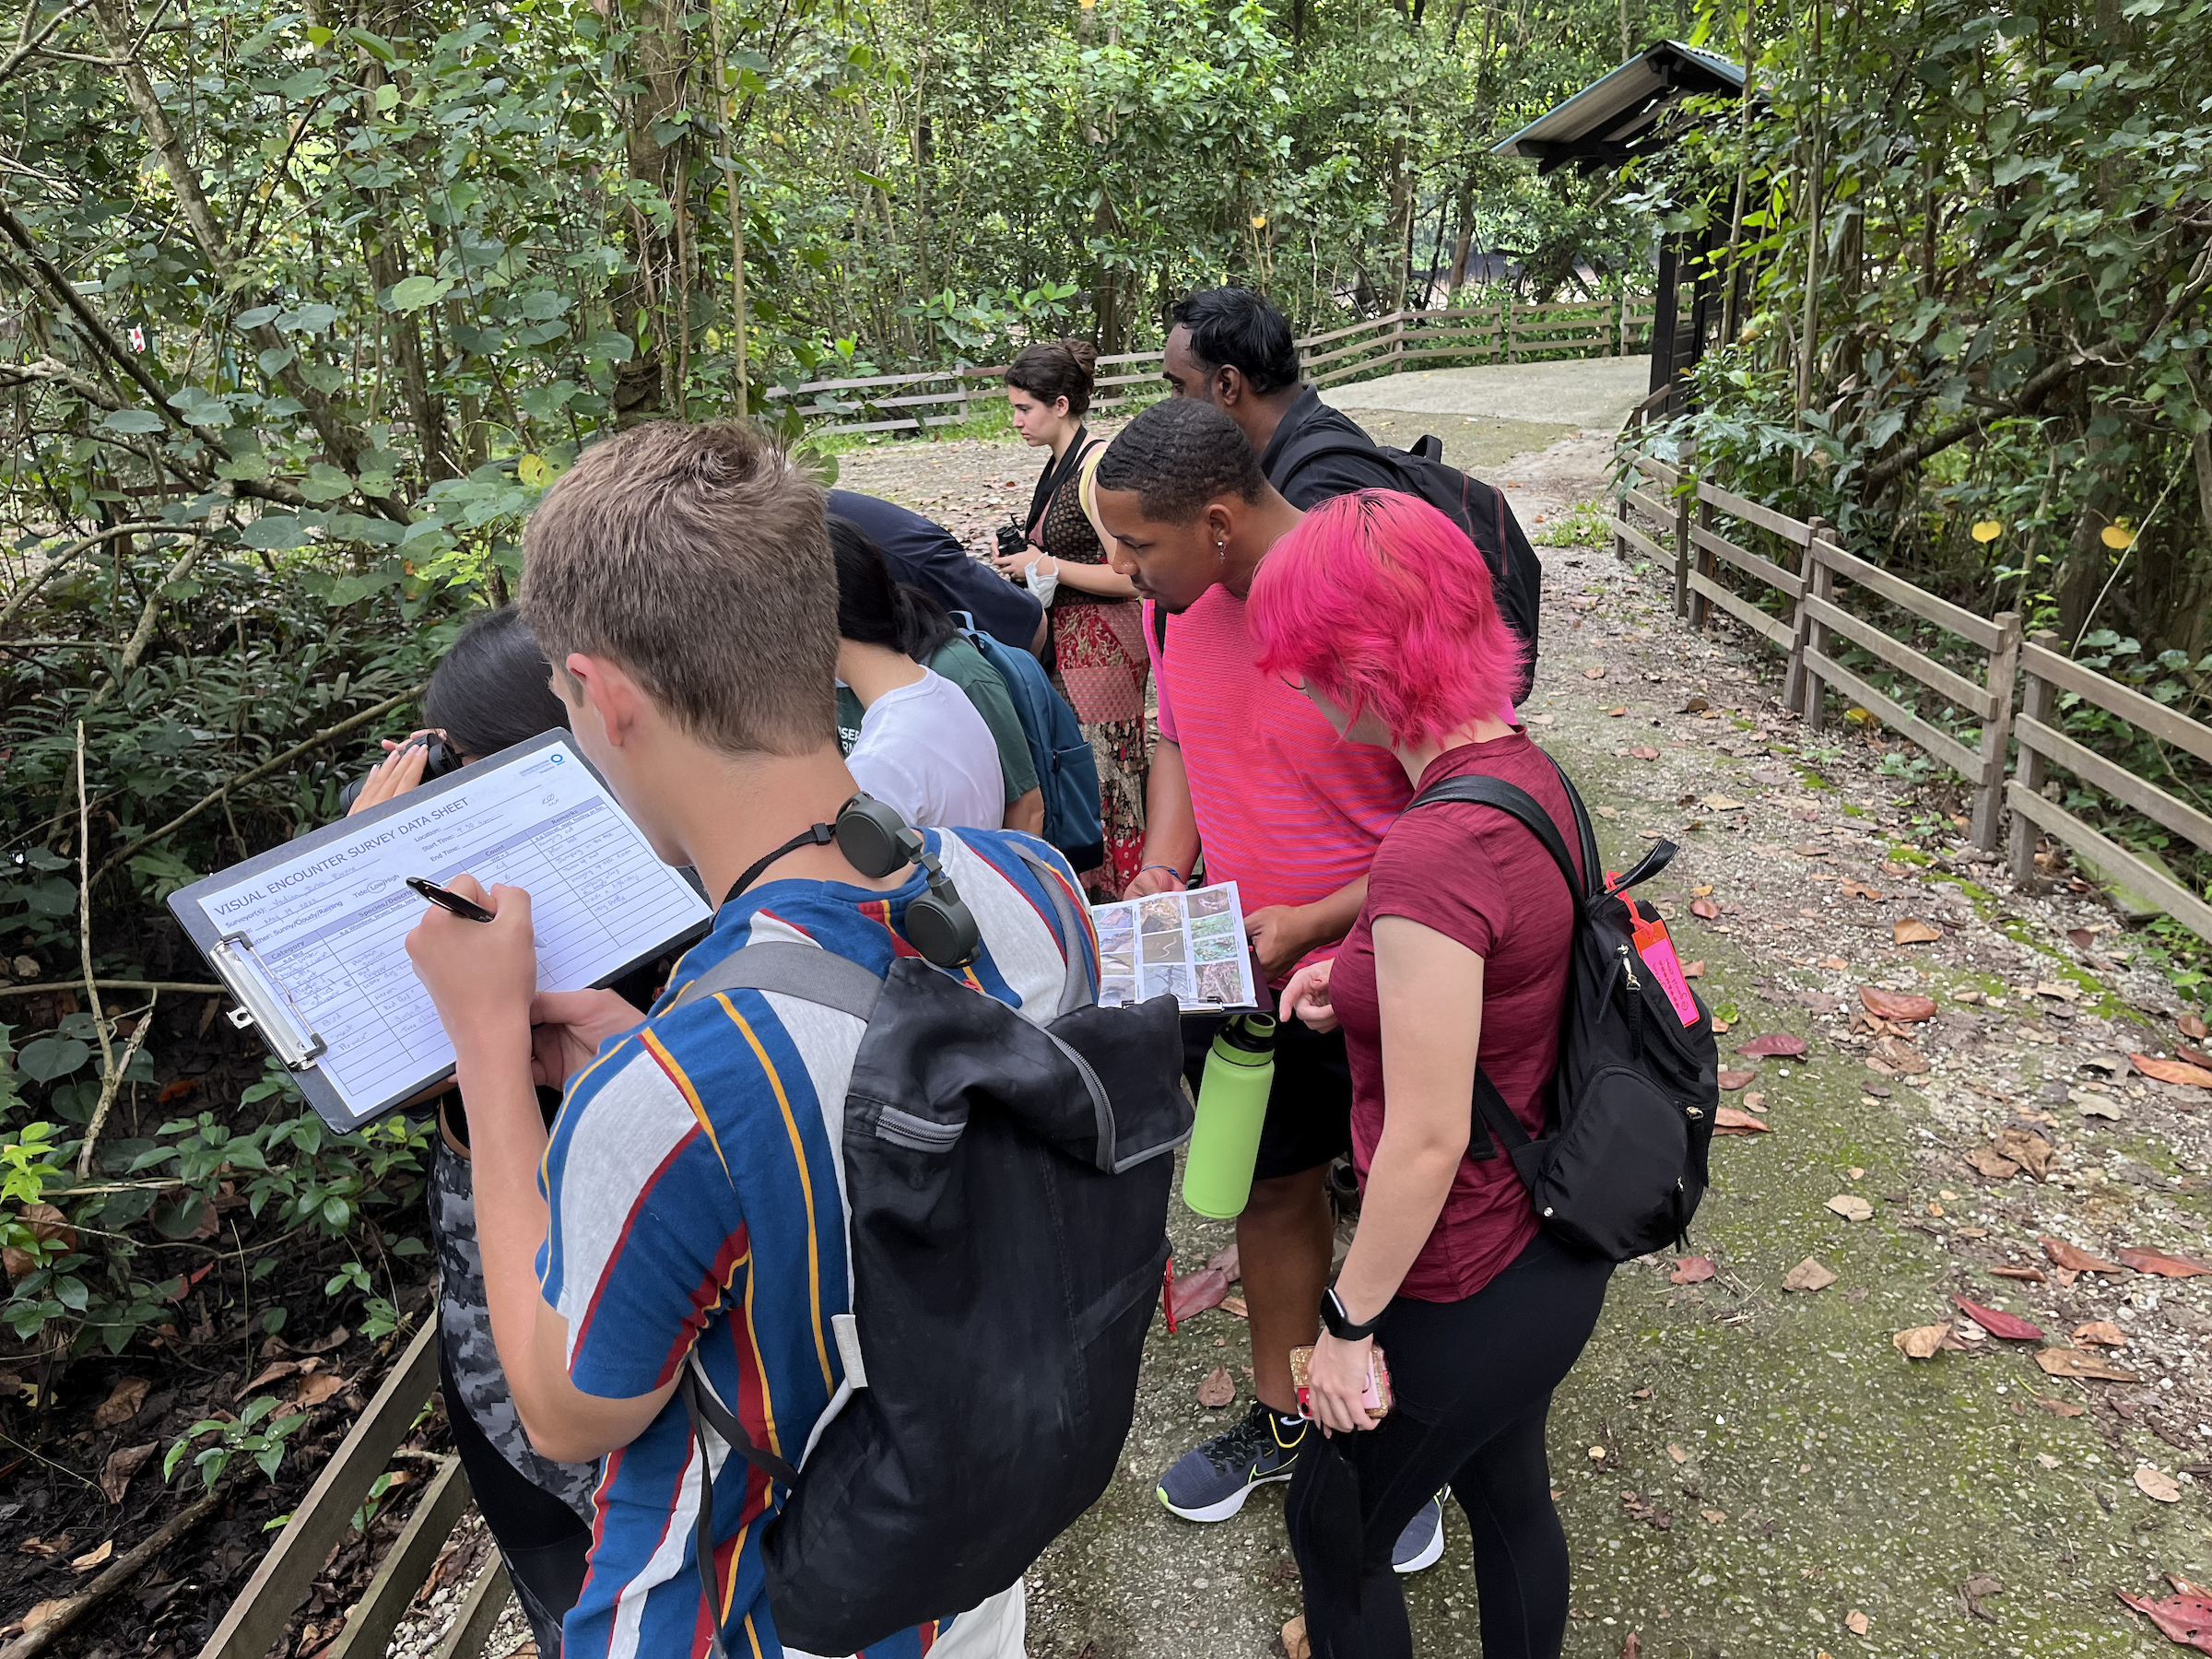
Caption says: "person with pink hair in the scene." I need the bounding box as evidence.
[1249,490,1612,1659]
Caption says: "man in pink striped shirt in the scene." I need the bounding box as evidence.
[1093,401,1440,1569]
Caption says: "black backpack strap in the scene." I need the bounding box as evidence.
[683,1360,800,1659]
[1274,429,1401,491]
[670,940,885,1018]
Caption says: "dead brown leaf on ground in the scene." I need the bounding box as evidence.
[1992,1265,2048,1283]
[1691,898,1721,920]
[1197,1366,1236,1408]
[1670,1256,1716,1285]
[2118,1246,2212,1277]
[1683,959,1705,978]
[2137,1466,2184,1504]
[1619,1490,1672,1529]
[1840,879,1884,900]
[2074,1321,2127,1347]
[2184,1012,2209,1041]
[1712,1107,1770,1135]
[1964,1147,2020,1180]
[1892,918,1942,945]
[1859,987,1936,1022]
[1618,1636,1641,1659]
[1221,1297,1249,1320]
[1996,1128,2055,1180]
[2034,1347,2141,1382]
[2032,1394,2086,1417]
[2131,1053,2212,1088]
[70,1538,113,1572]
[2116,1580,2212,1652]
[1739,1032,1808,1058]
[92,1375,149,1429]
[295,1371,346,1409]
[1894,1324,1965,1359]
[1717,1070,1758,1090]
[1954,1297,2042,1339]
[1827,1194,1875,1221]
[1867,1036,1931,1075]
[1783,1257,1838,1293]
[99,1440,156,1504]
[1283,1615,1312,1659]
[2041,1236,2129,1274]
[1845,1610,1870,1636]
[1630,747,1661,760]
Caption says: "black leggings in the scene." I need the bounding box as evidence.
[439,1333,593,1656]
[1284,1230,1613,1659]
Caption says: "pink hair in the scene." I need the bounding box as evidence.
[1249,489,1524,747]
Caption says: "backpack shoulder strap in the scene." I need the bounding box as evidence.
[1011,842,1095,1018]
[1274,428,1398,488]
[669,940,884,1019]
[1406,773,1585,903]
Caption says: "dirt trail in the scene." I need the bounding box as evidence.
[843,406,2212,1658]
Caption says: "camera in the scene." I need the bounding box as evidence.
[336,734,460,813]
[994,522,1029,562]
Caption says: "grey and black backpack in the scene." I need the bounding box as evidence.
[672,851,1191,1656]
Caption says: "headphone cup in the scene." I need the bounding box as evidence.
[835,795,912,878]
[906,890,982,967]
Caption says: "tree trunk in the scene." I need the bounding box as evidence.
[612,0,692,423]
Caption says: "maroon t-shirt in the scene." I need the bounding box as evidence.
[1328,733,1581,1302]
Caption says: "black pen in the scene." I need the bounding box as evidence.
[406,876,496,923]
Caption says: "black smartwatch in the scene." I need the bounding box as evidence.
[1321,1286,1382,1343]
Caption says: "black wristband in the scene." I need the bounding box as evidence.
[1321,1286,1381,1343]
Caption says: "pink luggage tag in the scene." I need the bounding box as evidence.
[1626,900,1700,1028]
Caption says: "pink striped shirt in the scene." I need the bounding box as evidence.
[1147,589,1411,944]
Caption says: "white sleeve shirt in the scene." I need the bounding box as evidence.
[844,666,1006,830]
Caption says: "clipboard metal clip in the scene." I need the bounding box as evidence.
[211,934,328,1070]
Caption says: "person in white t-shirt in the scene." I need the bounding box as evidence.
[833,519,1005,829]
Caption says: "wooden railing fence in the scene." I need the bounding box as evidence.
[196,1321,512,1659]
[2010,636,2212,937]
[766,293,1657,436]
[1614,440,2212,935]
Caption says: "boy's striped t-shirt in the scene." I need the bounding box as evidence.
[1146,587,1411,954]
[536,828,1094,1659]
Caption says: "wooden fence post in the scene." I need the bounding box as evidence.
[1688,477,1712,631]
[2008,633,2058,882]
[1672,433,1695,619]
[1803,531,1837,732]
[1971,611,2024,854]
[1783,520,1825,716]
[1503,290,1517,364]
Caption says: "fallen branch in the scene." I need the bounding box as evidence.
[77,989,155,1178]
[0,1477,231,1659]
[93,681,428,885]
[0,979,221,998]
[0,520,188,631]
[76,722,118,1093]
[85,537,207,711]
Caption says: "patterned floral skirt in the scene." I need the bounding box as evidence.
[1050,598,1150,899]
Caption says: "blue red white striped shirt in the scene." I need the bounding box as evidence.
[537,829,1092,1659]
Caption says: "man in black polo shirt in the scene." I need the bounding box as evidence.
[1160,288,1403,506]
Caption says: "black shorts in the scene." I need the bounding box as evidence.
[1182,1013,1354,1183]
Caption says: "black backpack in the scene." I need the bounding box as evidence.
[1276,429,1543,706]
[670,853,1191,1657]
[1407,763,1719,1261]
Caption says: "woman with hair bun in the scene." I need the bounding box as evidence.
[993,336,1149,896]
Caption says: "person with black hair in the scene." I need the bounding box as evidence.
[990,337,1149,896]
[830,513,1006,829]
[1164,287,1404,508]
[1089,400,1444,1576]
[340,606,611,1658]
[826,488,1046,655]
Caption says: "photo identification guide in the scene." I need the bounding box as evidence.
[172,732,712,1128]
[1089,880,1259,1011]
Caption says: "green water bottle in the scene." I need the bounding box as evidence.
[1182,1014,1278,1219]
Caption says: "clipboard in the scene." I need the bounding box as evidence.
[168,729,713,1132]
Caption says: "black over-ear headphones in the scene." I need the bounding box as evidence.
[720,794,982,968]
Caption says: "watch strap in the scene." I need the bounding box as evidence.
[1321,1286,1381,1343]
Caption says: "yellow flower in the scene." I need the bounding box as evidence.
[2101,521,2135,550]
[1250,215,1267,229]
[1971,520,2002,543]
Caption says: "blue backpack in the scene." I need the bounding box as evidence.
[952,612,1105,874]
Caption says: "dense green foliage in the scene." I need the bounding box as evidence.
[0,0,1670,1370]
[1652,0,2212,659]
